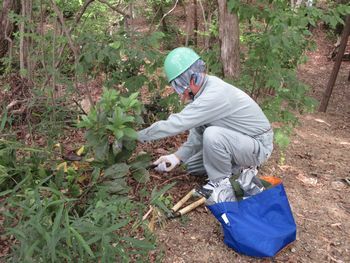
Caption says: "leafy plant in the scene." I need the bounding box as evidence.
[3,182,156,262]
[0,88,176,261]
[78,89,142,165]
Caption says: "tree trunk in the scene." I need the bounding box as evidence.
[185,2,192,46]
[0,0,20,59]
[194,0,198,46]
[19,0,33,80]
[159,5,168,33]
[319,15,350,112]
[217,0,240,79]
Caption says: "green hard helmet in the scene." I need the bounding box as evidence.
[164,47,200,82]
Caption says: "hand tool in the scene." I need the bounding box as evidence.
[146,162,172,170]
[146,163,206,218]
[167,188,206,218]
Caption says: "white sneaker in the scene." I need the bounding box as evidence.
[202,177,232,191]
[197,178,236,205]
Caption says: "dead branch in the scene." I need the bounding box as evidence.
[5,100,27,115]
[142,206,154,221]
[11,106,26,115]
[72,98,88,115]
[319,15,350,112]
[6,100,25,110]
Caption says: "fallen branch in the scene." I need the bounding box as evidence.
[72,98,88,115]
[11,106,26,115]
[142,206,154,221]
[6,100,25,110]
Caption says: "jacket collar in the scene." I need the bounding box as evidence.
[194,75,209,100]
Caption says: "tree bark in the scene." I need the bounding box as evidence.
[319,15,350,112]
[194,0,198,46]
[19,0,33,80]
[159,5,168,33]
[185,2,192,46]
[217,0,240,79]
[0,0,20,59]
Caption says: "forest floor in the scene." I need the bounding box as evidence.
[148,29,350,262]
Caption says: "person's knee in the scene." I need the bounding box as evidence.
[203,126,223,147]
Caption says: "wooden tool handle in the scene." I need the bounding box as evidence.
[171,189,195,212]
[176,197,206,216]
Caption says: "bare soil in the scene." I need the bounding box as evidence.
[152,29,350,263]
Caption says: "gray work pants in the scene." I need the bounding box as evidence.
[184,126,273,182]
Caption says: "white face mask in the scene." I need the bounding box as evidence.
[171,81,187,95]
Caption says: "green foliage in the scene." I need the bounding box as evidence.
[76,30,165,91]
[149,182,175,215]
[322,4,350,29]
[3,0,348,259]
[200,44,223,76]
[78,89,142,164]
[3,182,156,262]
[0,139,50,192]
[0,3,178,258]
[1,89,174,262]
[1,102,174,262]
[226,0,349,148]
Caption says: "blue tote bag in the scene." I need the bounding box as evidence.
[207,183,296,258]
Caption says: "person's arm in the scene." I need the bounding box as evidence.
[137,93,230,142]
[175,126,205,162]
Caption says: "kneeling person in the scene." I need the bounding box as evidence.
[137,47,273,199]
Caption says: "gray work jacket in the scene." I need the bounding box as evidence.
[137,75,272,162]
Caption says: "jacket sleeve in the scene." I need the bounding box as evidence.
[137,94,231,143]
[175,126,205,162]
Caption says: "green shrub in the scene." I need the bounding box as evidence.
[1,89,174,262]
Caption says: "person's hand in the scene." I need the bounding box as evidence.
[153,154,180,172]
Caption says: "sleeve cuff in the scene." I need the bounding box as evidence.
[175,147,192,162]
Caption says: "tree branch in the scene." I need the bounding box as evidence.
[157,0,179,30]
[75,0,96,24]
[54,0,96,68]
[44,0,95,87]
[98,0,130,18]
[4,19,13,60]
[50,0,78,60]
